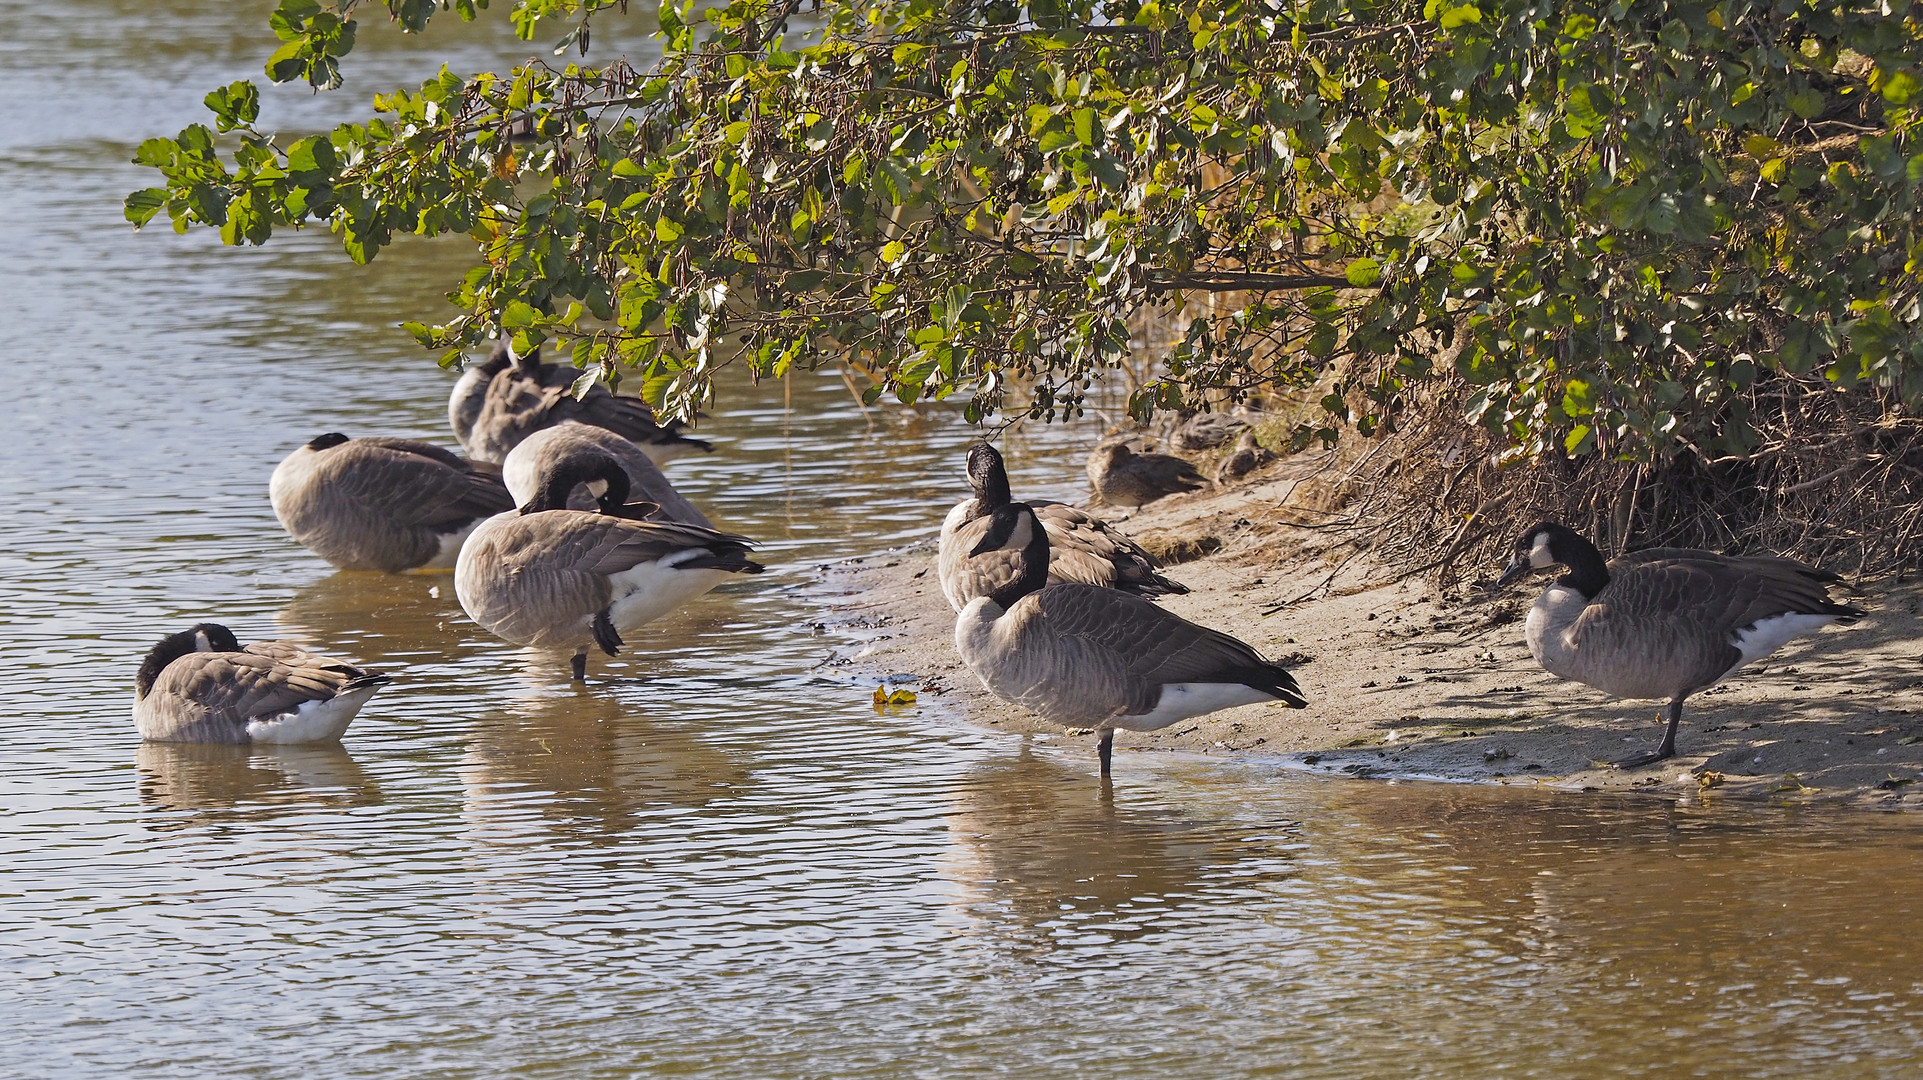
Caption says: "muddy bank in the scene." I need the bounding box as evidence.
[815,453,1923,810]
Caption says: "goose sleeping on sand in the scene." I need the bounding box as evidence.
[955,501,1306,776]
[270,433,516,572]
[450,341,713,466]
[939,443,1185,611]
[455,449,764,679]
[1495,521,1865,767]
[134,623,390,744]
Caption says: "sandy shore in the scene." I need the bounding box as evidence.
[816,450,1923,810]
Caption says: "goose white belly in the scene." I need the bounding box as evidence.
[1111,682,1274,731]
[1725,612,1843,676]
[245,685,381,744]
[604,552,731,631]
[418,520,481,571]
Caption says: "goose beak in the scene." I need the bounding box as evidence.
[1494,556,1531,589]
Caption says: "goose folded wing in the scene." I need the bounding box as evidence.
[332,441,516,528]
[569,519,756,577]
[1025,588,1292,712]
[163,653,354,720]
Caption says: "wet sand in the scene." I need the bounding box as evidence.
[819,452,1923,809]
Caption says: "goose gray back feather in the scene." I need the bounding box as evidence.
[270,434,515,572]
[456,345,712,466]
[502,422,711,526]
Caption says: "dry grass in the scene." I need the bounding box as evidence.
[1298,374,1923,586]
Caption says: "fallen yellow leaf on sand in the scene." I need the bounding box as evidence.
[872,686,917,709]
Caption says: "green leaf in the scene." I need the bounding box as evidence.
[124,188,168,227]
[1345,257,1382,287]
[1787,88,1825,119]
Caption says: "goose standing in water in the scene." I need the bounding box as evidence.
[939,443,1186,611]
[1086,439,1206,507]
[455,450,764,679]
[450,341,712,466]
[1494,521,1865,767]
[955,501,1307,776]
[501,421,711,526]
[270,433,516,572]
[134,623,391,743]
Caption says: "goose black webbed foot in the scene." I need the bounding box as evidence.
[1611,704,1682,769]
[570,649,588,681]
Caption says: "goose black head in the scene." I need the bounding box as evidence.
[965,443,1011,508]
[306,432,351,452]
[1495,521,1607,595]
[521,451,630,515]
[135,622,241,698]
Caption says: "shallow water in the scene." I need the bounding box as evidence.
[5,3,1923,1076]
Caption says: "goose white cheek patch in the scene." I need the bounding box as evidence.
[1528,533,1557,568]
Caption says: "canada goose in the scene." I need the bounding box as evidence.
[955,502,1306,775]
[1086,440,1206,507]
[502,421,712,526]
[455,450,765,679]
[1216,431,1278,483]
[133,623,391,744]
[1494,521,1865,767]
[270,433,516,572]
[939,443,1186,611]
[450,341,713,466]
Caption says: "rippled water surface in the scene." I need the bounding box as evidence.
[6,4,1923,1076]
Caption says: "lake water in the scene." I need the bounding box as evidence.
[5,4,1923,1076]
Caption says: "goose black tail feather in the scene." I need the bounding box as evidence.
[1138,575,1190,597]
[592,610,623,656]
[678,551,766,574]
[1224,665,1308,708]
[340,672,393,694]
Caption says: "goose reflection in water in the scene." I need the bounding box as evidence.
[458,690,751,846]
[938,748,1292,953]
[274,570,476,662]
[135,743,380,829]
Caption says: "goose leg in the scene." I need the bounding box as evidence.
[1614,698,1683,769]
[1098,728,1115,777]
[570,648,588,681]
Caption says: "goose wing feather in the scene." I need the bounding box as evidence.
[322,439,515,528]
[1011,585,1296,713]
[1566,554,1858,692]
[1032,502,1185,595]
[153,651,363,723]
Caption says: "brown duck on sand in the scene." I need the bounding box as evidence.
[1494,521,1865,767]
[1085,439,1206,507]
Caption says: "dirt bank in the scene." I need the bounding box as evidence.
[815,450,1923,810]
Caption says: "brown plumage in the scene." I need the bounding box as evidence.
[450,342,712,466]
[938,443,1185,611]
[1497,522,1865,767]
[133,624,390,744]
[955,503,1305,775]
[269,433,515,572]
[1085,440,1206,506]
[455,449,763,677]
[1215,431,1277,483]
